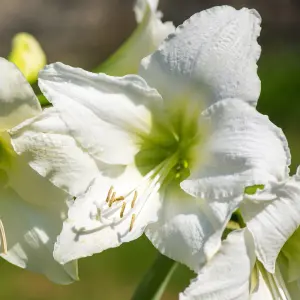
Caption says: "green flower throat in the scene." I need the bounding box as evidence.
[135,100,204,186]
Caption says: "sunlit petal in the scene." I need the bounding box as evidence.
[0,183,77,284]
[10,108,99,197]
[39,63,164,165]
[180,229,255,300]
[54,165,161,264]
[140,6,261,108]
[146,184,241,271]
[241,170,300,274]
[0,58,41,130]
[181,99,290,200]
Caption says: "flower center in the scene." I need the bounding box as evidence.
[84,101,205,235]
[135,99,204,186]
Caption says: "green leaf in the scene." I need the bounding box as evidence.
[244,184,265,195]
[131,253,177,300]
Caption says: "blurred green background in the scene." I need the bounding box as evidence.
[0,0,299,299]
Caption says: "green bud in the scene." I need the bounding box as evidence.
[8,32,46,84]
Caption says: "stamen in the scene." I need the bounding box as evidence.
[93,153,180,236]
[96,208,101,221]
[0,219,7,254]
[129,214,136,232]
[106,186,114,202]
[131,191,138,208]
[109,192,116,207]
[120,202,126,218]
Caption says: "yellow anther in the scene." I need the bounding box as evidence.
[129,214,136,232]
[131,191,138,208]
[115,196,125,201]
[109,192,116,207]
[0,219,7,255]
[106,186,113,202]
[120,202,127,218]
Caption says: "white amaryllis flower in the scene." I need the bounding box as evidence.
[180,231,298,300]
[180,167,300,300]
[10,6,289,271]
[96,0,174,75]
[0,58,77,284]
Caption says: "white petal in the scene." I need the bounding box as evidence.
[97,0,174,76]
[10,107,99,197]
[1,136,71,210]
[181,98,290,200]
[39,63,164,165]
[140,6,261,108]
[0,58,41,130]
[241,171,300,273]
[180,229,256,300]
[54,165,161,264]
[146,184,241,271]
[0,185,78,284]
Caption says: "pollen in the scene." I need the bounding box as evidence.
[106,186,113,202]
[120,202,126,218]
[131,191,138,208]
[0,219,7,255]
[108,192,116,207]
[129,214,136,232]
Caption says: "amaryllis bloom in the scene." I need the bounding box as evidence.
[95,0,174,75]
[180,149,300,300]
[181,173,300,300]
[11,6,288,271]
[0,58,77,284]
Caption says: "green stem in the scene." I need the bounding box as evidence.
[37,93,50,106]
[131,253,177,300]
